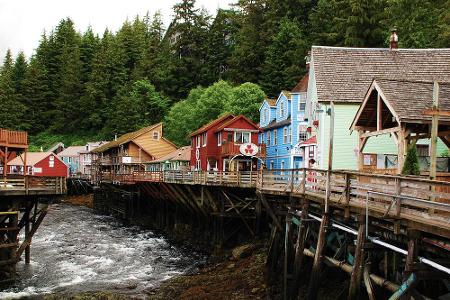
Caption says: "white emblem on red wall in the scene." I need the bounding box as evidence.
[239,143,259,156]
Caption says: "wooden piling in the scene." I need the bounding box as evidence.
[348,216,366,300]
[306,212,329,300]
[291,199,309,299]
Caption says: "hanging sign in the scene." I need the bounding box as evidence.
[122,156,132,164]
[239,143,259,156]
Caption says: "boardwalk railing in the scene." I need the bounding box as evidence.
[0,129,28,147]
[98,168,450,233]
[0,176,66,195]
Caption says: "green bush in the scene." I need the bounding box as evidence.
[401,142,421,176]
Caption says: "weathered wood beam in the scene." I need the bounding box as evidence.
[360,126,401,139]
[429,82,439,180]
[306,212,330,300]
[258,192,282,230]
[348,217,366,300]
[439,136,450,148]
[291,200,309,299]
[422,109,450,117]
[16,205,48,260]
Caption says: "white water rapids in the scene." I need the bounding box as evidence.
[0,204,203,299]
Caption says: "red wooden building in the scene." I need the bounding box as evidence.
[8,152,68,177]
[189,114,265,171]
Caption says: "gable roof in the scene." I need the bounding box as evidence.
[214,115,260,132]
[57,146,85,157]
[92,123,163,153]
[291,74,309,93]
[259,98,277,111]
[299,136,316,147]
[189,114,235,137]
[8,152,59,166]
[311,46,450,103]
[149,146,191,163]
[351,79,450,130]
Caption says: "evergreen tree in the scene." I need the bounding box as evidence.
[229,0,270,84]
[202,9,239,85]
[402,142,421,175]
[260,17,308,96]
[0,50,26,129]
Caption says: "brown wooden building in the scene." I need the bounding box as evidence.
[92,123,177,181]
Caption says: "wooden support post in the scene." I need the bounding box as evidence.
[348,216,366,300]
[284,213,292,300]
[430,82,439,180]
[306,212,329,300]
[3,146,7,187]
[402,229,420,299]
[291,200,309,299]
[24,208,30,264]
[301,169,307,195]
[344,173,350,219]
[397,126,406,174]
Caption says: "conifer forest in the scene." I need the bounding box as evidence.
[0,0,449,148]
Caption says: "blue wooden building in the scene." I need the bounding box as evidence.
[259,74,313,170]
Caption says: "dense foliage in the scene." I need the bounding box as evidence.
[402,143,421,176]
[0,0,449,147]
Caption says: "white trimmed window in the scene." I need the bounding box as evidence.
[270,160,274,170]
[264,108,269,123]
[288,126,292,143]
[202,132,207,147]
[273,130,277,145]
[217,132,222,146]
[267,131,271,145]
[196,136,201,148]
[283,127,288,144]
[234,132,251,144]
[280,101,285,117]
[299,99,306,112]
[298,125,307,142]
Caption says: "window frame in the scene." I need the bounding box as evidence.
[202,132,207,147]
[283,127,288,144]
[280,101,284,117]
[196,136,201,148]
[217,132,222,146]
[273,130,277,146]
[298,125,307,142]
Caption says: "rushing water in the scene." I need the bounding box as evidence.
[0,204,203,299]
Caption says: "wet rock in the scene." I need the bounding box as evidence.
[231,244,257,260]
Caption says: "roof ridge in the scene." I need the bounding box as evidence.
[312,45,450,51]
[375,78,450,85]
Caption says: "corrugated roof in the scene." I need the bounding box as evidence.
[57,146,85,157]
[375,79,450,122]
[189,114,235,137]
[291,74,309,93]
[311,46,450,103]
[149,146,192,163]
[8,152,52,166]
[92,123,162,153]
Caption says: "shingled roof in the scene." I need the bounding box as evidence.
[311,46,450,103]
[291,74,309,93]
[374,79,450,122]
[92,123,163,153]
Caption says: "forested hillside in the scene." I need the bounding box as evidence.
[0,0,449,147]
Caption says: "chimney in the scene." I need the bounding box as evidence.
[305,51,311,70]
[390,28,398,50]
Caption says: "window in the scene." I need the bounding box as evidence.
[280,101,285,117]
[68,157,72,163]
[267,131,271,145]
[264,109,269,123]
[196,160,201,170]
[217,132,222,146]
[273,130,277,145]
[270,160,274,170]
[298,125,307,142]
[283,127,288,144]
[153,131,159,140]
[281,161,285,174]
[202,132,207,147]
[234,132,251,144]
[288,126,292,143]
[49,155,54,168]
[309,146,315,158]
[196,136,201,148]
[299,100,306,112]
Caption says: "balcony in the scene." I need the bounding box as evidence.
[0,129,28,148]
[221,142,266,157]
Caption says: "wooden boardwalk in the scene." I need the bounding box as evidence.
[0,176,67,196]
[98,168,450,239]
